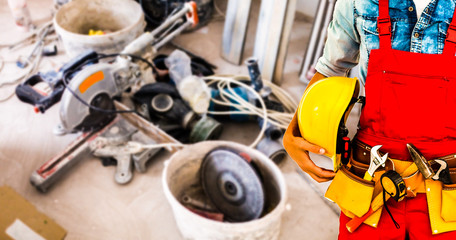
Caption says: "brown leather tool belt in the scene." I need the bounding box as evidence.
[351,139,456,183]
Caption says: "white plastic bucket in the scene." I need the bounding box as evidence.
[162,141,287,240]
[53,0,145,58]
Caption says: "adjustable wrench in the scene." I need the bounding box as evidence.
[364,145,389,181]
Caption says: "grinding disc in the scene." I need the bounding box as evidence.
[200,148,264,222]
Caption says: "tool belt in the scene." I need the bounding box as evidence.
[353,140,456,167]
[352,139,456,184]
[325,139,456,232]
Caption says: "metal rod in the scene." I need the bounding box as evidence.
[273,0,297,84]
[245,57,263,91]
[154,21,192,50]
[299,0,329,83]
[313,0,336,69]
[150,4,191,37]
[221,0,252,65]
[253,0,296,84]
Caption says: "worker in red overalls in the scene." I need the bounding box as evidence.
[284,0,456,239]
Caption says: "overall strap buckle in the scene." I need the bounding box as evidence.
[446,25,456,44]
[377,17,391,36]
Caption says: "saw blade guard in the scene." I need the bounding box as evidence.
[58,63,119,134]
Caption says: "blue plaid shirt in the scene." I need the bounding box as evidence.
[315,0,456,83]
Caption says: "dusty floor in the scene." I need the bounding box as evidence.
[0,0,352,239]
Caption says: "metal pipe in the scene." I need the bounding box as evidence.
[150,4,191,36]
[221,0,252,65]
[299,0,328,83]
[253,0,296,83]
[245,57,263,92]
[256,137,287,165]
[154,21,192,50]
[313,0,336,69]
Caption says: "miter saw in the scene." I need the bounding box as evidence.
[15,2,198,192]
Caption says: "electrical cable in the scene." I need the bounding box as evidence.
[203,75,297,147]
[0,56,4,73]
[62,70,136,114]
[137,142,185,151]
[206,76,295,129]
[98,53,156,72]
[203,76,269,148]
[62,53,155,115]
[0,22,53,102]
[208,75,298,115]
[264,80,299,112]
[0,44,45,102]
[2,21,52,50]
[93,138,185,153]
[0,57,33,88]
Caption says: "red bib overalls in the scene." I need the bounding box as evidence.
[339,0,456,238]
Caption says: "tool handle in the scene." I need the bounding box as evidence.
[346,208,374,233]
[59,50,98,75]
[15,75,65,113]
[186,1,199,27]
[16,50,98,113]
[363,172,373,182]
[15,75,47,105]
[346,193,391,233]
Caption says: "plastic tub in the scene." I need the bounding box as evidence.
[162,141,287,240]
[53,0,145,57]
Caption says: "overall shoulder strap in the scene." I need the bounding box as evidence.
[378,0,392,49]
[443,4,456,55]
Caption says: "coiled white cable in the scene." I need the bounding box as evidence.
[203,75,297,147]
[203,75,269,148]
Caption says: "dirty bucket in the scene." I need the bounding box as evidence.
[53,0,145,57]
[162,141,287,240]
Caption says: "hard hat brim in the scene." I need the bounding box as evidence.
[297,77,360,171]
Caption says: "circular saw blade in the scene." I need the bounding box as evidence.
[201,148,264,222]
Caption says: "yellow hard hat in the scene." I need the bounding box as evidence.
[297,77,360,171]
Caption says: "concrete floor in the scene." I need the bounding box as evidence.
[0,0,350,239]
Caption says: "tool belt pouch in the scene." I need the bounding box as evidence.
[441,179,456,222]
[325,165,374,217]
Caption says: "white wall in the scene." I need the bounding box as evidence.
[297,0,319,18]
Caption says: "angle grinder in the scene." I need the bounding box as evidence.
[200,147,265,222]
